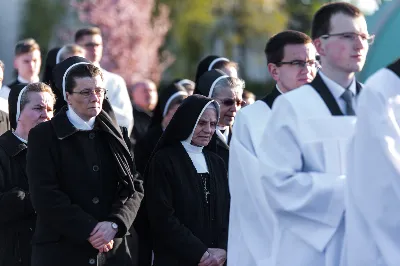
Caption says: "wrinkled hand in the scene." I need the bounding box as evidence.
[99,240,114,253]
[208,248,226,266]
[88,222,117,249]
[198,249,223,266]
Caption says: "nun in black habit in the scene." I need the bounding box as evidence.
[195,70,245,167]
[27,58,144,266]
[52,56,121,132]
[0,82,56,266]
[133,82,188,266]
[194,55,238,86]
[146,95,230,266]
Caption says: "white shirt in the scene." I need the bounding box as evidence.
[216,126,229,144]
[181,141,208,173]
[319,71,357,115]
[66,106,95,130]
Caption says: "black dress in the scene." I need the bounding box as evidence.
[130,106,152,148]
[146,144,230,266]
[0,131,35,266]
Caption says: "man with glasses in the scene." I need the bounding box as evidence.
[75,27,134,135]
[257,2,371,266]
[228,30,317,266]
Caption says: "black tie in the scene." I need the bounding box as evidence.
[341,89,355,115]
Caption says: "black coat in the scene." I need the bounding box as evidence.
[133,124,163,266]
[146,144,230,266]
[0,110,10,136]
[130,106,152,148]
[0,131,36,266]
[205,128,232,169]
[27,107,144,266]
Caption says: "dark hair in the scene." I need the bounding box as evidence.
[65,64,103,93]
[311,2,362,40]
[15,38,40,56]
[265,30,312,64]
[75,27,102,42]
[0,60,4,72]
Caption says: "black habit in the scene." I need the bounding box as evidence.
[0,131,35,266]
[26,109,144,265]
[146,95,230,266]
[130,106,152,149]
[133,83,187,266]
[194,69,232,168]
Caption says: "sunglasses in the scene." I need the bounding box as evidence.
[217,98,246,107]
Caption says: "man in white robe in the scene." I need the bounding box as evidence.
[75,27,134,133]
[257,2,371,265]
[344,59,400,266]
[228,30,317,266]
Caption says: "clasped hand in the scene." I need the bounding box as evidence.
[199,248,227,266]
[88,221,117,253]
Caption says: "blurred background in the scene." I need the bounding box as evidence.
[0,0,398,96]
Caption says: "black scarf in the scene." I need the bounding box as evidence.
[96,110,137,198]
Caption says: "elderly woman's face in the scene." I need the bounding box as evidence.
[214,86,243,127]
[191,108,217,147]
[18,91,54,132]
[66,75,105,121]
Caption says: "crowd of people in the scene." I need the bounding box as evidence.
[0,1,399,266]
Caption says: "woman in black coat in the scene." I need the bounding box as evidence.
[146,95,230,266]
[27,58,143,266]
[0,82,55,266]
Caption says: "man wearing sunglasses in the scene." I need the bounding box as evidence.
[257,2,371,266]
[75,27,134,135]
[228,30,317,266]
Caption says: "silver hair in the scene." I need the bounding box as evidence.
[211,77,245,98]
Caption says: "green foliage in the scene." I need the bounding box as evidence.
[20,0,66,57]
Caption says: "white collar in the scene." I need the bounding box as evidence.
[275,84,284,94]
[217,126,229,143]
[12,131,27,144]
[319,71,356,100]
[181,140,203,153]
[18,75,39,84]
[66,106,96,130]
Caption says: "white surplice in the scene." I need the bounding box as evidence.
[258,84,356,266]
[344,66,400,266]
[228,100,278,266]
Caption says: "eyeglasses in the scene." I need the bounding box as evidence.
[71,88,107,98]
[83,42,102,48]
[320,32,375,45]
[277,60,317,68]
[217,98,246,107]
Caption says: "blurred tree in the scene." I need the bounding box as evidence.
[282,0,327,34]
[20,0,66,69]
[158,0,288,80]
[70,0,173,86]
